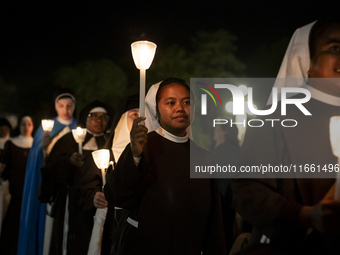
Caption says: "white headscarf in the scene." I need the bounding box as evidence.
[111,111,131,162]
[11,135,33,149]
[268,21,316,104]
[145,82,162,132]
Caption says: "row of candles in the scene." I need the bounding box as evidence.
[42,119,110,185]
[39,39,340,251]
[40,40,157,189]
[42,117,340,196]
[42,119,87,153]
[41,40,157,252]
[41,39,340,199]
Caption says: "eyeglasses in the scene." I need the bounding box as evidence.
[88,113,110,121]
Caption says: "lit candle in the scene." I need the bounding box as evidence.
[41,119,54,132]
[131,40,157,118]
[329,116,340,199]
[92,149,110,186]
[72,127,87,154]
[88,149,110,254]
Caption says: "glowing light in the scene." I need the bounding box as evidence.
[42,119,54,132]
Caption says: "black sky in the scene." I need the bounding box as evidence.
[0,1,329,86]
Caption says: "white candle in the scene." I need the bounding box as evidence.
[92,149,110,186]
[329,116,340,199]
[72,127,87,154]
[131,40,157,118]
[139,68,146,118]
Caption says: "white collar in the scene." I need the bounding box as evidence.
[56,116,74,125]
[82,137,98,151]
[11,135,33,149]
[305,84,340,106]
[155,126,188,143]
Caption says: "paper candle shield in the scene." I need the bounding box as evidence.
[72,127,87,143]
[92,149,110,170]
[41,119,54,132]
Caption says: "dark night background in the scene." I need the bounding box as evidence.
[0,1,331,126]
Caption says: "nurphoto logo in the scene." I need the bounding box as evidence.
[192,78,312,129]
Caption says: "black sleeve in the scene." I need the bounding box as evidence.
[231,120,303,244]
[39,134,77,203]
[202,179,227,255]
[105,143,144,210]
[74,156,102,219]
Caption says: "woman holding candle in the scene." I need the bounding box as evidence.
[231,16,340,254]
[18,89,77,255]
[0,115,34,255]
[105,78,226,254]
[75,95,139,254]
[39,100,111,255]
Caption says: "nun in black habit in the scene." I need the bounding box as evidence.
[105,78,226,255]
[231,17,340,254]
[75,95,139,254]
[39,100,111,255]
[0,115,34,255]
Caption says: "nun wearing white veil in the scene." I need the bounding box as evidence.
[105,77,225,255]
[268,21,315,102]
[231,17,340,254]
[144,81,192,138]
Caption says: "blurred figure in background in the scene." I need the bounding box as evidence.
[39,100,110,255]
[0,115,34,255]
[232,16,340,254]
[75,95,139,254]
[211,122,241,253]
[0,118,12,157]
[18,89,77,255]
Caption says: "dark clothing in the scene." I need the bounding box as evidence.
[231,96,340,254]
[212,142,241,253]
[105,131,226,254]
[18,118,77,255]
[75,155,114,255]
[39,132,106,255]
[0,140,30,255]
[76,96,139,255]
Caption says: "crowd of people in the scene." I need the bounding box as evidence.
[0,15,340,255]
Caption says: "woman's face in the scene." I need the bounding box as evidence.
[157,83,191,137]
[20,118,34,137]
[308,23,340,96]
[87,111,109,135]
[55,98,75,120]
